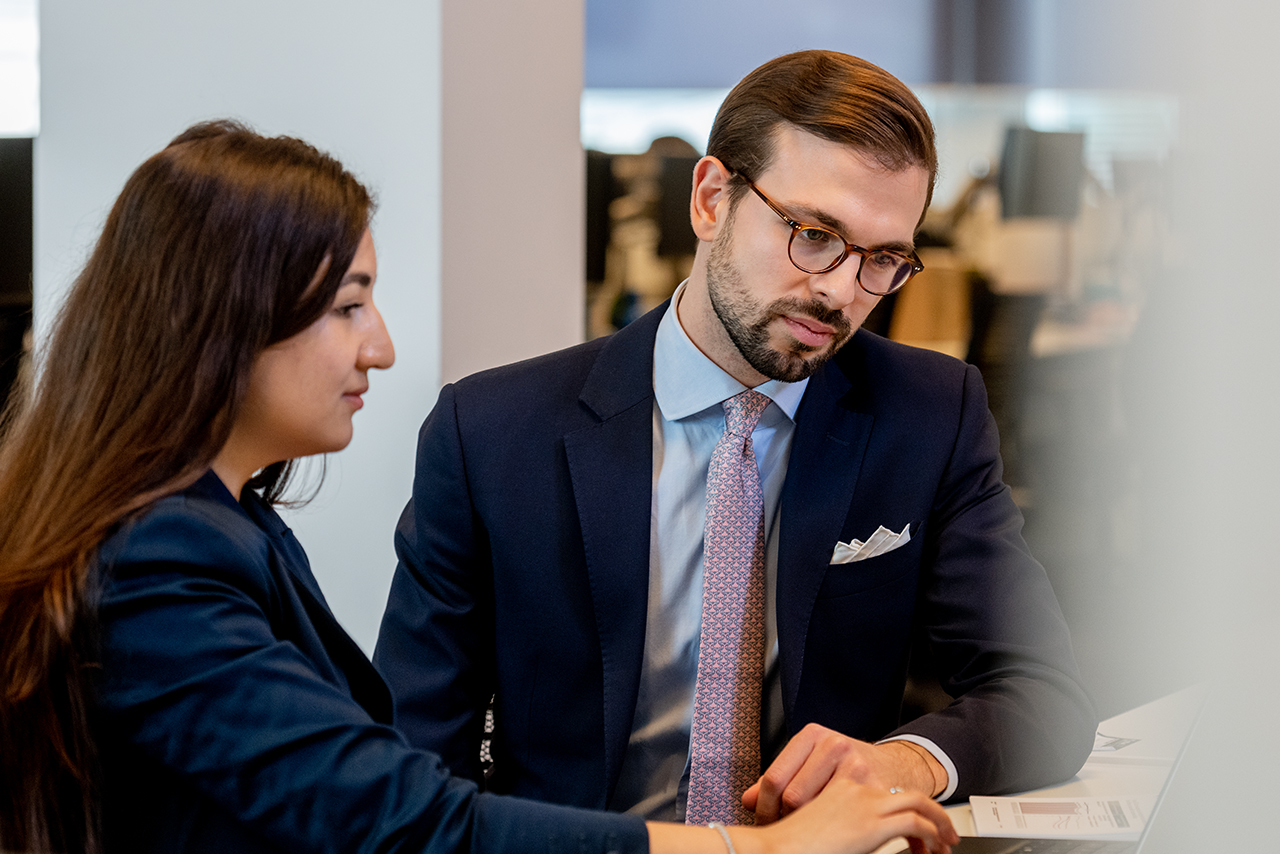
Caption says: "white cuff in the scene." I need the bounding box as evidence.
[877,734,959,802]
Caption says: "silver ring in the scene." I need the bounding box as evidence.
[889,786,904,794]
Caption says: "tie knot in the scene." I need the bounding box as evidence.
[722,390,771,438]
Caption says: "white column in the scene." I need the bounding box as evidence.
[440,0,586,383]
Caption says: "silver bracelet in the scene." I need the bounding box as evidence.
[708,822,737,854]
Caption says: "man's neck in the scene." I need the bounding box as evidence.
[673,276,770,389]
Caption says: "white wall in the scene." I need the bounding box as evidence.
[37,0,585,651]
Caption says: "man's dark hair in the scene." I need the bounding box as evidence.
[706,50,938,216]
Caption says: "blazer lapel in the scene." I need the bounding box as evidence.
[563,304,665,798]
[775,338,875,719]
[251,499,395,724]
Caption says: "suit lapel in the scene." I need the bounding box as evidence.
[251,499,395,724]
[563,304,665,797]
[776,337,875,718]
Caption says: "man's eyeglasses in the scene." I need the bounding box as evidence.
[734,173,924,296]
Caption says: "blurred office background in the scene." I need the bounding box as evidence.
[2,1,1277,844]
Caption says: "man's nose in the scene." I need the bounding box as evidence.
[808,256,864,310]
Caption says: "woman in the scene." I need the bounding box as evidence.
[0,121,956,854]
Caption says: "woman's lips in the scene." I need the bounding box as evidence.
[344,387,367,410]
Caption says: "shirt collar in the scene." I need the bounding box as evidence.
[653,281,808,422]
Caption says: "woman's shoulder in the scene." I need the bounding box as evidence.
[97,471,274,575]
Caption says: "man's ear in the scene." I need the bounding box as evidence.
[690,156,734,242]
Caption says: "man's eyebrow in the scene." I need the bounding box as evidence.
[784,200,917,254]
[341,272,373,287]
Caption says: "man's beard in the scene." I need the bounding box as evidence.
[706,229,853,383]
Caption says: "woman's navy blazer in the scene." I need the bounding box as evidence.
[92,471,645,854]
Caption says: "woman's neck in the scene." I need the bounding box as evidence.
[209,440,260,501]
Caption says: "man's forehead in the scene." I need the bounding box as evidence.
[762,126,918,178]
[757,129,929,239]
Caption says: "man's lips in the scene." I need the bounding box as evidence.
[781,314,837,347]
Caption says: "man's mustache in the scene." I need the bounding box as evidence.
[762,298,852,336]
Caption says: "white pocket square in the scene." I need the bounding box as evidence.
[830,524,911,564]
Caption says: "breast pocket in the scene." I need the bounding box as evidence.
[816,536,922,601]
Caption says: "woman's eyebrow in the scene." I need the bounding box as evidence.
[341,272,373,287]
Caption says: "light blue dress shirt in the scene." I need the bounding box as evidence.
[608,287,956,820]
[607,286,805,820]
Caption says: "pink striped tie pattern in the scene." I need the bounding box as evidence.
[686,389,771,826]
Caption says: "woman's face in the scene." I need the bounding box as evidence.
[233,229,395,466]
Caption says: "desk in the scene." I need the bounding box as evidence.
[878,685,1203,851]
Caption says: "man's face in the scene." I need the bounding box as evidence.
[698,125,929,384]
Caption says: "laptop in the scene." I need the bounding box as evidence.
[950,693,1204,854]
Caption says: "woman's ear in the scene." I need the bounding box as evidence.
[689,156,734,243]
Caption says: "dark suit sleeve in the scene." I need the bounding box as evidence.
[95,500,645,854]
[887,363,1096,796]
[374,382,495,781]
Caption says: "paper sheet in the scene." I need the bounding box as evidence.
[969,796,1154,841]
[1093,731,1141,752]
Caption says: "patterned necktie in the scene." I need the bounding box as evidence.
[686,389,772,826]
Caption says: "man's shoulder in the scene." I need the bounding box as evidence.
[843,328,968,373]
[834,329,974,403]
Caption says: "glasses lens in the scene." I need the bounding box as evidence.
[788,226,845,273]
[858,251,916,295]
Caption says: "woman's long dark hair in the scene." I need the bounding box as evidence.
[0,120,373,853]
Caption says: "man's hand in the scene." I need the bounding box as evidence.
[742,724,946,825]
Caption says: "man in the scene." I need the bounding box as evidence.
[375,50,1095,826]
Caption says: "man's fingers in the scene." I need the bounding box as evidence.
[775,730,885,816]
[751,725,826,822]
[750,726,953,835]
[754,725,902,823]
[773,746,845,816]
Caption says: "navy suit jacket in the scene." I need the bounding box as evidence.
[92,472,646,854]
[375,303,1096,807]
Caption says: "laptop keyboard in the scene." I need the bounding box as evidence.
[952,837,1137,854]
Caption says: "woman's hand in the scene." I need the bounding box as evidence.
[647,779,957,854]
[753,778,957,854]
